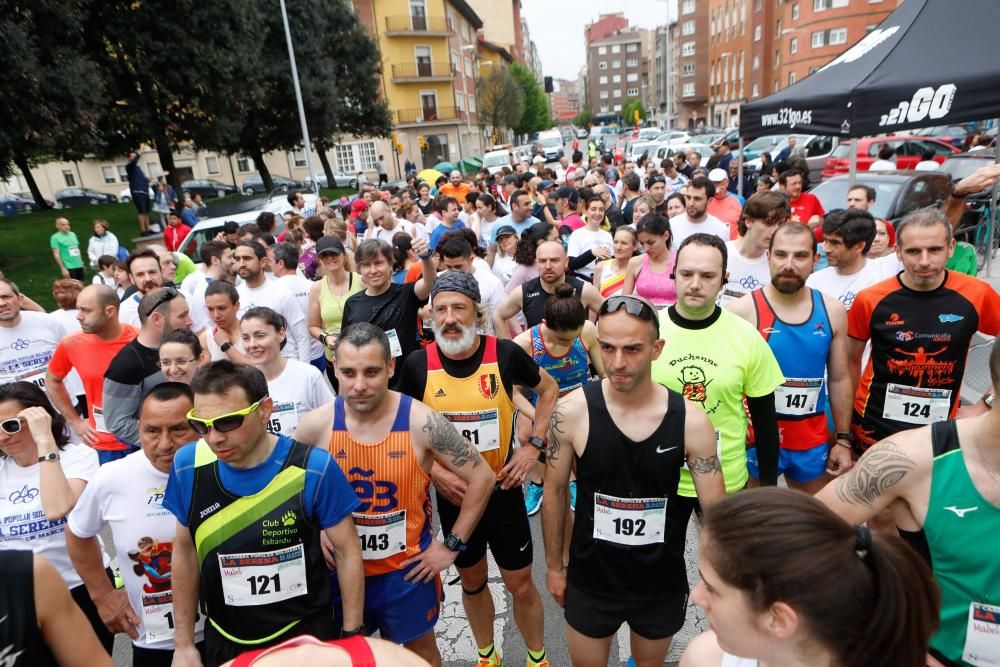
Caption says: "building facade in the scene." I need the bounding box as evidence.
[465,0,524,63]
[676,0,710,129]
[708,0,752,128]
[352,0,484,169]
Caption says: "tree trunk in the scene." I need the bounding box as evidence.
[12,153,51,210]
[252,148,272,193]
[316,147,335,193]
[154,135,181,198]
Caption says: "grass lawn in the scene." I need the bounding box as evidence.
[2,188,352,310]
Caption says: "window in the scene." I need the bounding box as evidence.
[866,24,878,32]
[611,44,621,54]
[790,38,798,53]
[611,74,620,83]
[236,156,253,172]
[357,142,377,171]
[599,76,608,84]
[829,27,847,45]
[753,83,760,97]
[468,96,476,113]
[754,25,761,41]
[682,20,695,35]
[612,60,621,68]
[614,104,622,112]
[292,150,307,168]
[335,144,356,172]
[626,58,638,67]
[62,170,75,187]
[600,105,609,113]
[598,61,608,70]
[627,43,639,52]
[613,89,622,98]
[456,91,464,111]
[627,72,638,82]
[600,90,609,99]
[682,82,695,97]
[752,54,760,69]
[811,31,825,47]
[792,3,799,19]
[101,166,116,184]
[627,87,639,96]
[598,46,607,55]
[776,19,782,34]
[682,42,695,56]
[788,71,797,85]
[682,63,695,76]
[205,156,220,175]
[814,0,848,9]
[117,165,129,182]
[682,0,695,14]
[755,0,762,10]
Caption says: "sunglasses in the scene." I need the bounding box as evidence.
[186,399,266,435]
[141,287,179,319]
[599,295,660,336]
[0,417,22,435]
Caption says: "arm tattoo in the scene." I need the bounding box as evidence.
[688,455,722,476]
[546,400,568,467]
[834,440,913,508]
[423,412,482,468]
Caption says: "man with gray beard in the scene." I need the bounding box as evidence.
[396,270,559,667]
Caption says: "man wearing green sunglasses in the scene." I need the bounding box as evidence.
[162,360,364,667]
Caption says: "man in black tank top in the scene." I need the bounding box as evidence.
[541,295,725,667]
[0,551,112,666]
[492,241,604,337]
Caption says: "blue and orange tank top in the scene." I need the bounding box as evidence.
[529,325,591,398]
[328,394,432,576]
[752,288,832,451]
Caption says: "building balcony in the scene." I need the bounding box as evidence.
[397,106,459,125]
[385,15,453,36]
[391,62,454,83]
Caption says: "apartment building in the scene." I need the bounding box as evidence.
[465,0,524,63]
[676,0,710,129]
[708,0,752,128]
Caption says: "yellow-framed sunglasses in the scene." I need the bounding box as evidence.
[186,398,267,435]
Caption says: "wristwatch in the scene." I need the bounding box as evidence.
[950,182,968,199]
[443,532,467,553]
[528,436,548,463]
[220,341,233,353]
[37,452,60,463]
[985,393,995,408]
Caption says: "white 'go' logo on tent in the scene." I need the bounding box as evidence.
[878,84,957,128]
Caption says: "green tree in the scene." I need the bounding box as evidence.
[476,68,524,142]
[621,98,647,126]
[510,63,551,136]
[0,0,107,209]
[574,109,593,129]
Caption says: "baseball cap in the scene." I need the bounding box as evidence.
[708,168,728,182]
[555,185,579,203]
[315,236,345,256]
[532,155,545,164]
[495,225,517,239]
[538,179,556,191]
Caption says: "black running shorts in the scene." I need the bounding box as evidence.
[565,580,688,640]
[437,485,533,571]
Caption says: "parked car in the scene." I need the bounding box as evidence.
[117,186,155,203]
[655,130,691,143]
[0,192,46,213]
[482,148,514,175]
[241,174,306,196]
[652,143,715,163]
[809,172,951,225]
[635,127,663,142]
[306,171,358,189]
[54,188,118,208]
[575,127,589,139]
[821,136,959,179]
[181,179,241,199]
[743,134,840,183]
[537,132,565,162]
[911,124,980,147]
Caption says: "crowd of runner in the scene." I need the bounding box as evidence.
[2,148,1000,667]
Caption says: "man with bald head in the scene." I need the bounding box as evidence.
[47,285,139,464]
[439,169,473,202]
[364,200,421,244]
[492,241,604,338]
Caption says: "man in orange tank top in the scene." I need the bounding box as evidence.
[296,322,494,667]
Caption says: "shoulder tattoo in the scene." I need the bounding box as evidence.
[834,439,914,508]
[423,412,482,469]
[688,455,722,476]
[546,399,569,467]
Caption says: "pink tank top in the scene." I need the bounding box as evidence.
[634,251,676,307]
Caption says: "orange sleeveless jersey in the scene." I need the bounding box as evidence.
[328,394,433,576]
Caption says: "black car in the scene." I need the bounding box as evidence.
[809,171,951,225]
[54,188,118,208]
[241,174,306,196]
[181,179,241,199]
[0,192,47,213]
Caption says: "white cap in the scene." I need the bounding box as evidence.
[532,155,545,164]
[708,168,728,182]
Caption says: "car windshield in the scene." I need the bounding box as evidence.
[809,179,899,220]
[540,137,562,148]
[745,135,790,152]
[483,153,509,167]
[940,156,994,183]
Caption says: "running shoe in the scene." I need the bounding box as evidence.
[569,480,577,513]
[476,650,503,666]
[524,482,544,516]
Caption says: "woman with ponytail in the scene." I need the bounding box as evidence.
[681,487,940,667]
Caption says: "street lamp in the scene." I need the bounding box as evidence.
[458,43,478,173]
[278,0,318,193]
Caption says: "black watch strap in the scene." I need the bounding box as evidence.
[443,532,466,553]
[220,341,233,352]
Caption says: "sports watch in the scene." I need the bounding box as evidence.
[220,341,233,353]
[443,532,467,553]
[529,436,547,463]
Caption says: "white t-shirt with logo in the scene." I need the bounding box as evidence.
[277,273,324,361]
[719,241,771,306]
[119,291,143,328]
[181,274,213,334]
[0,311,67,389]
[265,359,334,436]
[806,255,902,311]
[567,227,614,278]
[669,213,730,251]
[68,450,205,649]
[0,442,106,589]
[237,282,310,363]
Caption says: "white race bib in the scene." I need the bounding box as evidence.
[385,329,403,358]
[592,493,667,546]
[354,510,407,560]
[140,591,206,644]
[267,401,299,435]
[19,369,46,390]
[882,383,951,425]
[681,429,721,472]
[441,409,500,453]
[963,602,1000,666]
[92,405,109,433]
[775,378,824,416]
[218,544,308,607]
[68,247,81,257]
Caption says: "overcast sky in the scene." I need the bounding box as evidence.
[520,0,677,82]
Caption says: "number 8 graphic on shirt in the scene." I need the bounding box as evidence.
[349,467,399,512]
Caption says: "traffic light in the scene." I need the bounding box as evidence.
[544,76,553,93]
[391,132,403,154]
[634,109,641,125]
[418,135,429,150]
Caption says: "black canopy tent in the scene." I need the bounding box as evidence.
[737,0,1000,274]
